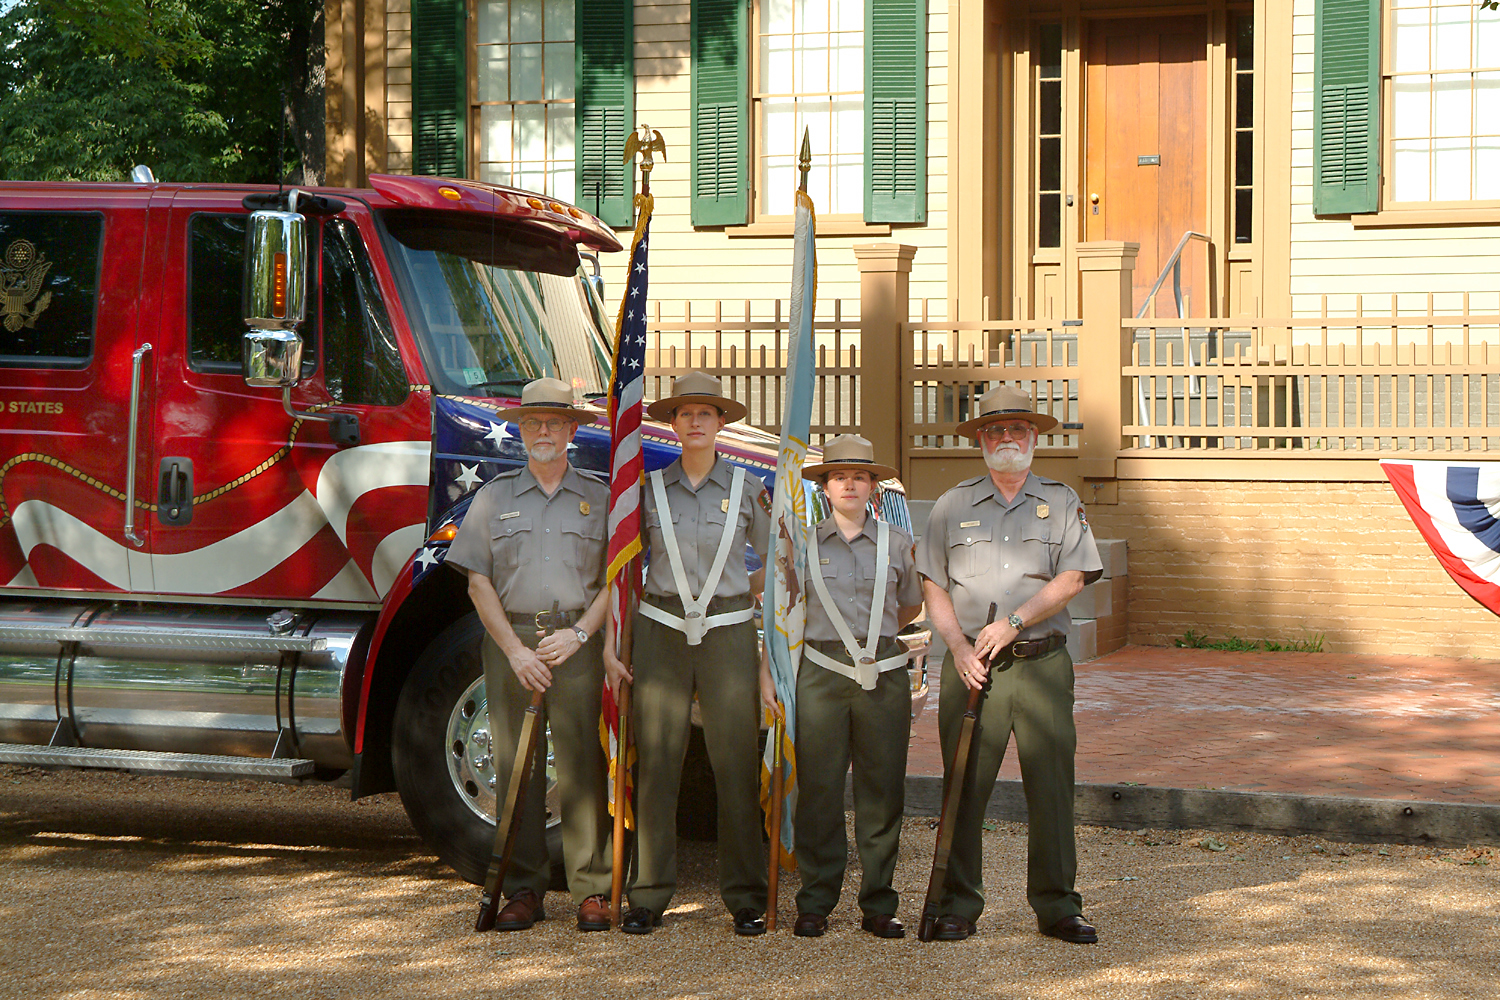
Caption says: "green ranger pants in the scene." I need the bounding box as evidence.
[628,599,766,916]
[482,630,611,902]
[936,644,1082,929]
[793,639,910,919]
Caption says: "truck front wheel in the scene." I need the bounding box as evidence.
[391,613,562,886]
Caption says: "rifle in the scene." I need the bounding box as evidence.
[765,708,786,931]
[609,601,635,927]
[917,601,997,942]
[475,599,557,932]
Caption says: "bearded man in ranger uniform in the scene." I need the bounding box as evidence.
[445,377,614,932]
[915,384,1104,944]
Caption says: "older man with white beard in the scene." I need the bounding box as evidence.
[914,384,1104,944]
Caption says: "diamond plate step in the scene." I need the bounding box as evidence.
[0,744,316,778]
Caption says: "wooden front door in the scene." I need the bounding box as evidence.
[1085,16,1209,317]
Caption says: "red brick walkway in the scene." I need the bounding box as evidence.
[908,645,1500,804]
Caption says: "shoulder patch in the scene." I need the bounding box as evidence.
[1078,506,1088,527]
[757,489,773,515]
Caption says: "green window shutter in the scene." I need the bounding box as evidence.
[412,0,466,177]
[691,0,748,226]
[1313,0,1380,214]
[866,0,927,224]
[577,0,635,227]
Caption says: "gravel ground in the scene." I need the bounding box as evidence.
[0,764,1496,1000]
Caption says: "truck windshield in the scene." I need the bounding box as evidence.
[379,210,614,397]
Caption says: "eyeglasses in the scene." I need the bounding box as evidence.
[519,417,572,434]
[979,421,1035,441]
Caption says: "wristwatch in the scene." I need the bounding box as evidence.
[572,626,590,643]
[1007,613,1024,631]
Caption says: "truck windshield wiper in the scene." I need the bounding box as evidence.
[467,376,531,393]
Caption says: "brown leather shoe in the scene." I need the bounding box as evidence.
[931,914,975,941]
[1041,914,1098,944]
[495,889,546,931]
[793,913,827,937]
[576,894,610,932]
[861,914,905,938]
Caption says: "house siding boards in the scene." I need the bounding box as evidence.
[1289,0,1500,318]
[365,0,950,313]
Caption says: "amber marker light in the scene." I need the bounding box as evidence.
[527,198,544,209]
[439,186,463,201]
[272,252,288,317]
[429,524,459,543]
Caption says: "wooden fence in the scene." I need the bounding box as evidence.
[642,243,1500,497]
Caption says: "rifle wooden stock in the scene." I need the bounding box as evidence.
[766,710,785,931]
[476,600,557,932]
[917,602,997,943]
[610,602,635,927]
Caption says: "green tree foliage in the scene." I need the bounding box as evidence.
[0,0,320,183]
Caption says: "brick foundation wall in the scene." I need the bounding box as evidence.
[1086,480,1500,657]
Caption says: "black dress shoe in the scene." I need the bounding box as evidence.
[621,906,662,934]
[1042,914,1098,944]
[793,913,827,937]
[733,908,767,936]
[931,914,975,941]
[861,914,905,938]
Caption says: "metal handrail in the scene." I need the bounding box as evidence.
[1135,232,1211,446]
[1136,230,1211,320]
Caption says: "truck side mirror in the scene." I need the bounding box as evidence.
[242,206,308,388]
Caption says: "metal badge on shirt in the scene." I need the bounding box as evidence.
[1036,504,1050,519]
[580,501,590,515]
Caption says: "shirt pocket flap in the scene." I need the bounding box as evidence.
[947,523,993,548]
[491,515,532,538]
[1021,521,1059,544]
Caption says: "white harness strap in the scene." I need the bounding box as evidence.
[805,518,906,690]
[638,466,753,645]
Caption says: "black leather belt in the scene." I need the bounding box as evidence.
[508,608,584,631]
[1001,634,1066,659]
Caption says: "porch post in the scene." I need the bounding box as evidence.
[1076,241,1138,480]
[855,243,916,477]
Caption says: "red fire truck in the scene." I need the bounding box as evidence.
[0,174,923,882]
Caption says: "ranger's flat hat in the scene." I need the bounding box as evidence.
[955,383,1059,439]
[503,376,598,425]
[645,371,748,424]
[802,434,898,483]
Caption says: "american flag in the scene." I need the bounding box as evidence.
[599,194,652,826]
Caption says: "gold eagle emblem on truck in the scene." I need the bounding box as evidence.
[2,239,54,333]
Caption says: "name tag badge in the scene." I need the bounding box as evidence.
[819,558,830,565]
[1036,504,1050,519]
[499,511,521,520]
[721,498,731,513]
[579,501,590,516]
[960,520,981,529]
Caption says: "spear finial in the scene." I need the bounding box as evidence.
[798,127,811,194]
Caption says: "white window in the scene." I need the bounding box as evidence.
[475,0,576,200]
[755,0,865,216]
[1387,0,1500,203]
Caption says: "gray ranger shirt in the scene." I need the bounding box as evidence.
[446,464,610,615]
[915,471,1103,640]
[642,456,772,601]
[804,516,923,643]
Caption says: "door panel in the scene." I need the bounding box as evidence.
[147,195,430,604]
[1085,16,1208,316]
[0,188,159,594]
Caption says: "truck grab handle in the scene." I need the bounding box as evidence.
[124,343,152,548]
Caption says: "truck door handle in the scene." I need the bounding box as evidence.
[157,457,194,526]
